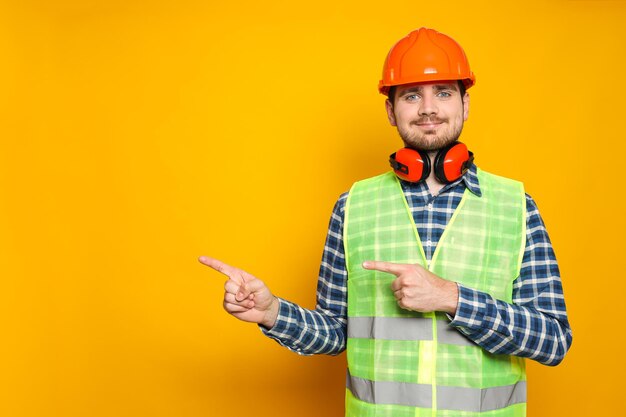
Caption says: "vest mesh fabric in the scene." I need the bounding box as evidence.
[343,169,527,416]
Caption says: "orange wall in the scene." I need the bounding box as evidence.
[1,1,623,416]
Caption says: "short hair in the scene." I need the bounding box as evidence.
[387,80,467,106]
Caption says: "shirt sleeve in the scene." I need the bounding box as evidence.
[448,193,573,366]
[259,193,349,356]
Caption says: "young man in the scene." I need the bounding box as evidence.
[199,27,572,416]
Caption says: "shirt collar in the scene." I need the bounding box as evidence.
[397,162,482,197]
[461,163,482,197]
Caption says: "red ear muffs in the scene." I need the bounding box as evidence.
[389,147,430,183]
[389,142,474,184]
[433,142,474,183]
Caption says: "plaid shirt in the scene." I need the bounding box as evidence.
[262,164,572,366]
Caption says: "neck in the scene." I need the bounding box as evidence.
[424,151,445,197]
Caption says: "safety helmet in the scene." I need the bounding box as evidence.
[378,27,476,96]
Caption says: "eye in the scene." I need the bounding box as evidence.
[404,94,419,101]
[437,91,452,98]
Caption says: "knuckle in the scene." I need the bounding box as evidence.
[224,282,234,294]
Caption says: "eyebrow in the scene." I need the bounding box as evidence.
[399,84,458,95]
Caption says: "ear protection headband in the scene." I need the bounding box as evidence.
[389,141,474,183]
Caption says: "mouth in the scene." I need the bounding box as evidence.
[415,121,444,129]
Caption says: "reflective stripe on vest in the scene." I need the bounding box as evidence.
[348,316,476,346]
[347,371,527,412]
[343,169,527,416]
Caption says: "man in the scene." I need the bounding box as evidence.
[199,27,572,416]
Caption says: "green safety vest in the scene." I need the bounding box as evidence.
[343,168,527,417]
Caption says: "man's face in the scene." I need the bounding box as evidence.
[385,81,470,151]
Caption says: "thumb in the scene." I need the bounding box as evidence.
[236,278,266,302]
[235,278,250,302]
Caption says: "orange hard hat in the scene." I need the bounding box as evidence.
[378,27,476,96]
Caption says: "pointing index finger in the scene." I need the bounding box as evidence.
[198,256,236,277]
[362,260,406,276]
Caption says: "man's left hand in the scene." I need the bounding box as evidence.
[362,261,459,315]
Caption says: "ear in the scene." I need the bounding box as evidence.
[462,92,470,121]
[385,99,397,126]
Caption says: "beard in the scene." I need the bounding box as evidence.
[396,116,464,151]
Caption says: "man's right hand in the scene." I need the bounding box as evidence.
[198,256,279,329]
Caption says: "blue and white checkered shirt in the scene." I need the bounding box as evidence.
[262,164,572,366]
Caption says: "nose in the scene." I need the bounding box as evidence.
[418,91,438,116]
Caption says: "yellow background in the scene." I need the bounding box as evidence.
[1,0,623,415]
